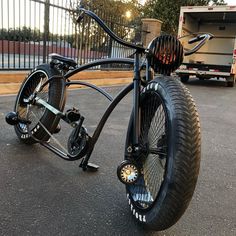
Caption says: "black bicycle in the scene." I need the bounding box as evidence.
[6,8,213,231]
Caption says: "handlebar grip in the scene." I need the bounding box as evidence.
[188,35,205,44]
[76,12,85,23]
[184,33,214,56]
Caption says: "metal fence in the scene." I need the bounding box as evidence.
[0,0,142,70]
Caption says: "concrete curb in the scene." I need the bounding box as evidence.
[0,71,133,95]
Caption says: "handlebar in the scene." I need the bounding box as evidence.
[77,8,145,52]
[76,11,85,23]
[77,8,213,58]
[188,34,206,44]
[184,33,214,56]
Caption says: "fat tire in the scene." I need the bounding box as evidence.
[125,75,201,231]
[14,64,65,144]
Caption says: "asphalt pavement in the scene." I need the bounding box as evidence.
[0,78,236,236]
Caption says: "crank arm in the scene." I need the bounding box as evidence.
[73,116,85,141]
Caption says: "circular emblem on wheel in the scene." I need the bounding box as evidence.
[117,160,140,185]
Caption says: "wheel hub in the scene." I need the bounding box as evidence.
[117,160,140,185]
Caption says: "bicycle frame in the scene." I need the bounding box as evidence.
[65,61,135,147]
[34,8,150,164]
[38,51,148,165]
[20,7,210,165]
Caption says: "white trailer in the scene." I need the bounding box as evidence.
[176,5,236,87]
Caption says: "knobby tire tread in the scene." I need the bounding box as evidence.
[126,76,201,231]
[150,77,201,230]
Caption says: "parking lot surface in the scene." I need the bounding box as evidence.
[0,78,236,236]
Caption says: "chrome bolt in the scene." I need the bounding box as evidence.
[127,146,132,153]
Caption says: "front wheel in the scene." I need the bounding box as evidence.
[125,76,201,231]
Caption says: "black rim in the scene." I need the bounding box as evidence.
[15,70,49,134]
[127,90,168,210]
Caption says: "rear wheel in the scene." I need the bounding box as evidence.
[14,64,65,144]
[125,76,201,231]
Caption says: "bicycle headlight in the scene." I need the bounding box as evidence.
[148,35,183,75]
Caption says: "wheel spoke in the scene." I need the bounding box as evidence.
[127,89,168,210]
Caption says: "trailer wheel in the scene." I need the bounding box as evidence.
[180,75,189,83]
[227,76,235,87]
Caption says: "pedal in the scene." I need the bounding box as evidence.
[79,158,99,172]
[87,162,99,172]
[66,108,81,123]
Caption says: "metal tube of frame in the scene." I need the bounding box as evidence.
[91,82,134,146]
[64,58,134,79]
[79,81,134,168]
[79,82,134,167]
[146,57,153,82]
[66,81,113,102]
[133,52,141,146]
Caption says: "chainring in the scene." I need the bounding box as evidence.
[67,126,88,160]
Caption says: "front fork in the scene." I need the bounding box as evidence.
[128,54,152,158]
[133,53,141,147]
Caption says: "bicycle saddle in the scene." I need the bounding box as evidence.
[49,53,77,67]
